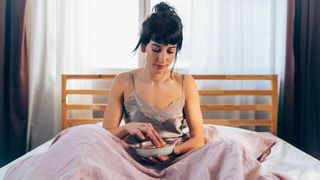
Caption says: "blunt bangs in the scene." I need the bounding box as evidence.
[133,11,183,53]
[149,17,183,50]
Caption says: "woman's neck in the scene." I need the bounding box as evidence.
[140,67,170,84]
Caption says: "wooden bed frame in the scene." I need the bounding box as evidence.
[61,74,278,135]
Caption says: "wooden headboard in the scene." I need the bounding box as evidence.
[61,74,278,135]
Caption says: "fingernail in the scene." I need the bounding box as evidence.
[174,149,180,155]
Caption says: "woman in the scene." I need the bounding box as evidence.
[103,2,204,162]
[4,2,278,180]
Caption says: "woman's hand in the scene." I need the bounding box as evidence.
[125,123,165,147]
[147,154,172,163]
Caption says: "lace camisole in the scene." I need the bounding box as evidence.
[123,73,186,143]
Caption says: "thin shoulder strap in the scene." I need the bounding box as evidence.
[129,72,135,92]
[182,74,185,94]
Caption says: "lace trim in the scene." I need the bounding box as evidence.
[124,92,185,124]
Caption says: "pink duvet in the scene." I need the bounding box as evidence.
[4,125,283,180]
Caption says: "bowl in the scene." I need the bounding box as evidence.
[134,141,175,157]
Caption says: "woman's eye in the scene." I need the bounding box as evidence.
[167,51,175,54]
[152,48,161,52]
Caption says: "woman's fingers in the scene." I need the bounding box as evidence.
[134,126,159,147]
[128,123,164,147]
[148,156,160,163]
[157,154,170,161]
[145,123,162,141]
[145,131,161,147]
[173,148,181,155]
[140,125,163,147]
[148,155,170,163]
[151,129,165,145]
[135,130,145,140]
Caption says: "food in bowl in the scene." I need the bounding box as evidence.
[134,141,175,157]
[141,142,168,148]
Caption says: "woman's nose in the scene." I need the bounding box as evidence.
[157,51,166,63]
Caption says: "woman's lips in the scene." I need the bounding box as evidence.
[154,64,166,69]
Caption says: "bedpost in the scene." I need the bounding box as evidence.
[61,75,68,130]
[271,75,278,135]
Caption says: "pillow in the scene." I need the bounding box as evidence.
[203,125,276,162]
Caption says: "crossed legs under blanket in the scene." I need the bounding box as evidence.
[4,125,283,180]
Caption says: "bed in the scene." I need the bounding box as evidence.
[1,74,320,179]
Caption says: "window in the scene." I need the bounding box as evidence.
[89,0,140,69]
[89,0,191,71]
[87,0,286,75]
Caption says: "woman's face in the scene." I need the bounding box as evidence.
[142,41,177,74]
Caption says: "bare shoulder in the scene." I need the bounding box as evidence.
[181,74,196,88]
[114,71,131,81]
[183,74,195,82]
[182,74,198,98]
[171,72,196,86]
[171,72,188,82]
[111,71,132,92]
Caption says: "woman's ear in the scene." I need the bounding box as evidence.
[141,44,146,52]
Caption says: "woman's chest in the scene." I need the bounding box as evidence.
[126,82,183,110]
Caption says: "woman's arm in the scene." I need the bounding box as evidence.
[103,73,127,138]
[174,75,204,155]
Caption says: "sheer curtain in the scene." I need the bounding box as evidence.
[189,0,287,75]
[26,0,92,149]
[188,0,287,123]
[27,0,141,149]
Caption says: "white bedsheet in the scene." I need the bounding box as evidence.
[261,133,320,179]
[1,125,319,180]
[0,140,53,179]
[212,125,320,179]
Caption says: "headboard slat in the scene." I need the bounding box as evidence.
[68,119,104,125]
[200,104,272,111]
[203,119,272,126]
[66,104,106,110]
[67,90,110,95]
[199,90,272,95]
